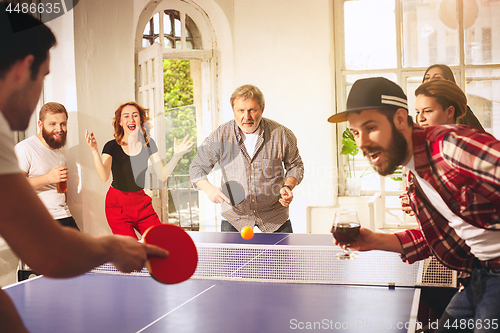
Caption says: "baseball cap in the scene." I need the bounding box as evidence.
[328,77,408,123]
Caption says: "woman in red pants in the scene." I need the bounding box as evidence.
[85,102,193,239]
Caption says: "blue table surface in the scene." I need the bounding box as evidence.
[6,273,418,333]
[187,231,335,246]
[4,232,420,333]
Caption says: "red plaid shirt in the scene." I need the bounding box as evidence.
[395,124,500,276]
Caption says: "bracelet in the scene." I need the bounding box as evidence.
[283,184,293,191]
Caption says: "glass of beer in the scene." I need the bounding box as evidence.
[57,153,67,193]
[331,209,361,259]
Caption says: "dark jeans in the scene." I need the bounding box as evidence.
[221,220,293,233]
[434,267,500,333]
[57,216,80,231]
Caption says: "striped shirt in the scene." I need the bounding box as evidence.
[189,118,304,232]
[395,124,500,277]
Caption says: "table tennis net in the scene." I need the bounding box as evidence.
[92,242,456,287]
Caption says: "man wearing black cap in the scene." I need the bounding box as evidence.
[329,77,500,331]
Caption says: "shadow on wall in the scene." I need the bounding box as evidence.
[75,112,115,236]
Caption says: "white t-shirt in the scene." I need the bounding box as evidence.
[0,111,21,175]
[15,135,71,220]
[406,157,500,261]
[242,128,260,158]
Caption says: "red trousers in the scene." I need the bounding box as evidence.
[105,186,161,239]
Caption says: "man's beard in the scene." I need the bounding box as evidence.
[42,127,67,149]
[363,121,408,176]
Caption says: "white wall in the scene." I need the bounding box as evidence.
[44,8,82,230]
[232,0,336,232]
[51,0,338,235]
[74,0,137,235]
[1,0,342,287]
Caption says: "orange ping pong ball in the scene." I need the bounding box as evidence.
[241,226,254,240]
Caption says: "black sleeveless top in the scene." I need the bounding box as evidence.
[102,139,158,192]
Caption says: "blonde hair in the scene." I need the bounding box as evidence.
[415,79,467,121]
[230,84,265,109]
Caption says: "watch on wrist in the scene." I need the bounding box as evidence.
[283,184,292,190]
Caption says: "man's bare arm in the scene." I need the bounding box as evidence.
[23,167,67,190]
[333,227,405,254]
[196,179,229,204]
[0,289,29,333]
[0,173,167,277]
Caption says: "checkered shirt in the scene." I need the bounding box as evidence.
[189,118,304,232]
[395,124,500,276]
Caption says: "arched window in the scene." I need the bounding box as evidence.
[142,10,202,50]
[136,1,221,231]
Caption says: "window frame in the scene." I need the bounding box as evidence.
[334,0,500,197]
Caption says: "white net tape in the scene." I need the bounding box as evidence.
[91,243,456,287]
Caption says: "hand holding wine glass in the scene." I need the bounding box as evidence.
[331,209,361,259]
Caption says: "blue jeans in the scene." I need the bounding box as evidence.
[221,220,293,233]
[435,267,500,333]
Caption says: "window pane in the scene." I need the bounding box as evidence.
[402,0,459,67]
[464,0,498,65]
[465,69,500,136]
[345,73,398,98]
[405,75,423,122]
[186,22,192,38]
[175,19,182,38]
[186,41,193,49]
[142,39,151,48]
[153,13,160,35]
[186,15,202,49]
[344,0,396,70]
[175,40,182,49]
[143,21,150,35]
[164,13,172,35]
[164,37,173,49]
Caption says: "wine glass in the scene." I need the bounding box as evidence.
[331,209,361,260]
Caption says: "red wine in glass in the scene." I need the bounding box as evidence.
[332,222,360,245]
[332,209,361,259]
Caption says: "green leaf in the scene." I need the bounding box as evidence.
[342,128,355,140]
[340,128,358,157]
[390,166,403,181]
[341,138,358,156]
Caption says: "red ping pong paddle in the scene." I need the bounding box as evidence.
[142,224,198,284]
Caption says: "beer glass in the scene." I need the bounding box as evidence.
[57,153,67,193]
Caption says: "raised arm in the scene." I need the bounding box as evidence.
[150,135,194,181]
[0,172,168,277]
[85,130,112,182]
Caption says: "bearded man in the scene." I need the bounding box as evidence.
[15,102,78,230]
[328,77,500,332]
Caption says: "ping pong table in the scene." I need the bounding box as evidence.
[4,232,429,333]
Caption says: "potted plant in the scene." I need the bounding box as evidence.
[340,128,361,196]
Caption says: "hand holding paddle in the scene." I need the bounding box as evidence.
[107,235,168,274]
[142,224,198,284]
